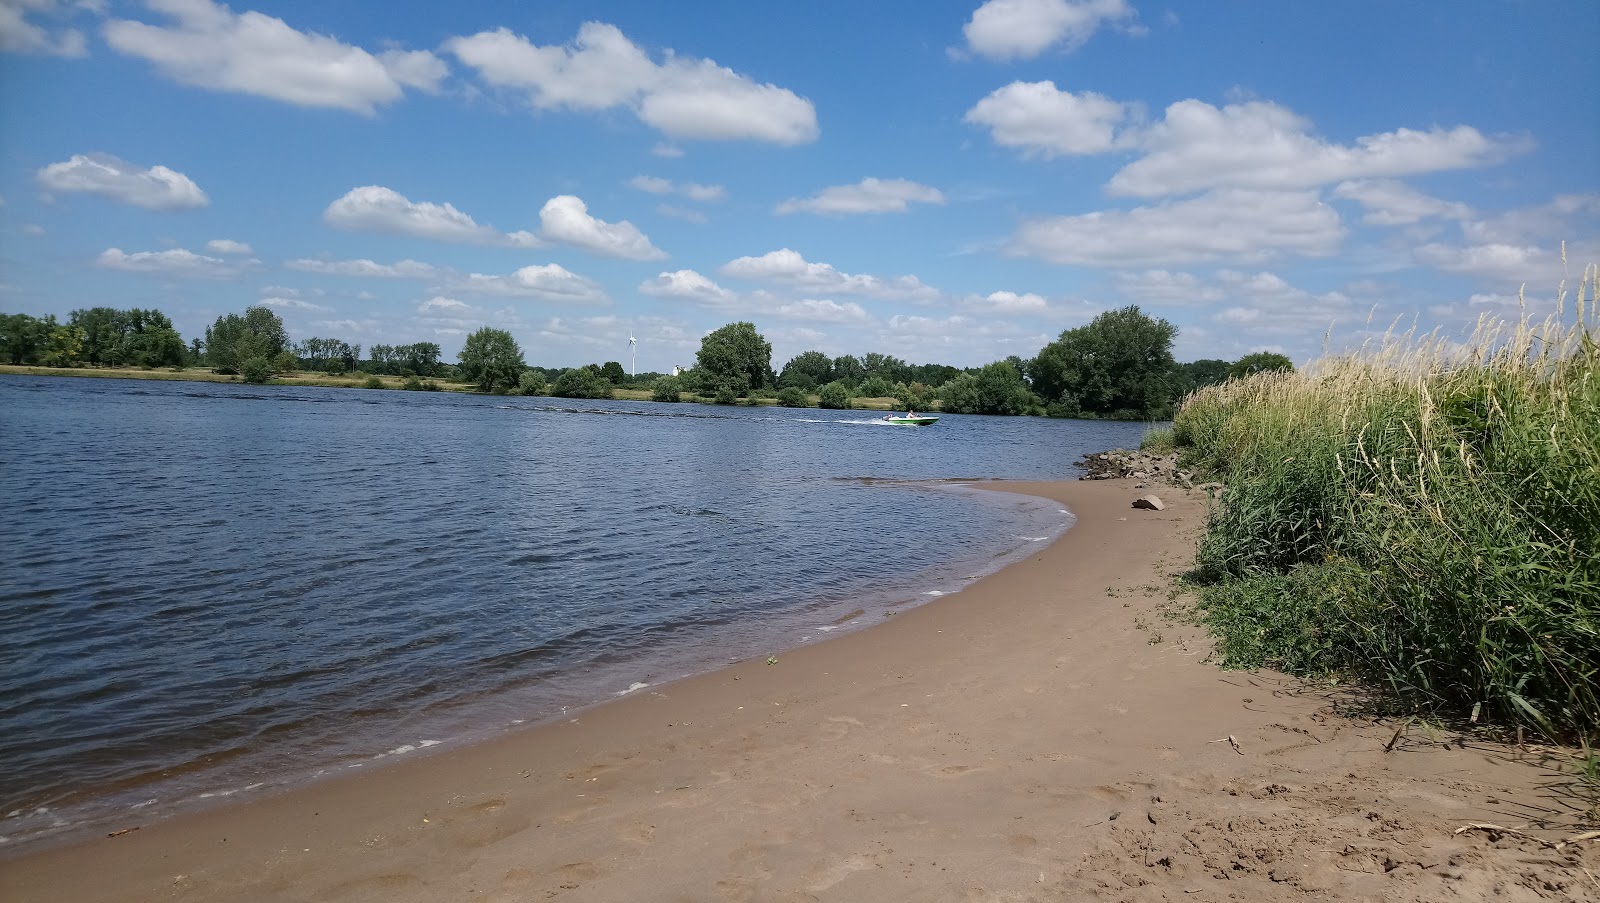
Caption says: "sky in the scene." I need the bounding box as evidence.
[1,0,1597,373]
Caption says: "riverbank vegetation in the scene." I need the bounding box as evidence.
[4,304,1289,418]
[1172,271,1598,743]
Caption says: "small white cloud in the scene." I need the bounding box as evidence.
[1112,270,1225,304]
[445,21,817,145]
[286,257,440,278]
[639,269,736,305]
[629,175,673,195]
[37,153,208,211]
[97,247,250,278]
[457,264,608,303]
[770,298,871,323]
[652,143,685,158]
[0,0,88,57]
[103,0,442,114]
[964,81,1134,157]
[1010,189,1345,266]
[775,178,945,216]
[417,295,475,315]
[324,186,542,248]
[206,238,253,254]
[962,0,1136,61]
[720,248,939,300]
[656,203,708,224]
[259,296,332,312]
[973,290,1049,313]
[1333,180,1474,225]
[539,195,665,260]
[628,175,725,201]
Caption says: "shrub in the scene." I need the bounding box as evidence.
[818,381,851,409]
[240,356,271,384]
[1177,278,1599,742]
[363,376,385,389]
[713,385,739,405]
[402,376,424,391]
[518,370,546,396]
[776,386,808,407]
[651,376,682,403]
[551,367,614,399]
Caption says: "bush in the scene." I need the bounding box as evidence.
[651,376,682,403]
[713,385,739,405]
[363,376,385,389]
[402,376,424,391]
[1176,292,1599,742]
[776,386,808,407]
[518,370,546,396]
[857,375,897,398]
[551,367,613,399]
[240,356,271,384]
[818,381,851,409]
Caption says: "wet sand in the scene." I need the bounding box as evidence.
[3,478,1593,902]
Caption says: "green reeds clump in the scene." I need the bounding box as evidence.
[1176,265,1600,742]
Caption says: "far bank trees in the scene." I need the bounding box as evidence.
[457,327,525,393]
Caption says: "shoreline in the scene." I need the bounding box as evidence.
[3,478,1591,901]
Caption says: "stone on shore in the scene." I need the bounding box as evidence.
[1132,494,1165,510]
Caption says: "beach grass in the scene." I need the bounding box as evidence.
[1172,264,1599,743]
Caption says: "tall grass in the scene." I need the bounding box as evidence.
[1175,265,1599,742]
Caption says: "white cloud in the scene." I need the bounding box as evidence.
[656,204,708,223]
[719,248,939,300]
[651,143,685,158]
[96,246,249,278]
[1010,189,1345,265]
[638,269,735,305]
[286,256,440,278]
[1332,179,1473,225]
[445,21,817,145]
[457,264,608,303]
[769,298,871,323]
[417,295,475,315]
[259,295,332,312]
[1,0,88,57]
[972,290,1049,313]
[538,195,665,260]
[103,0,443,114]
[1112,270,1225,305]
[630,176,724,205]
[962,0,1136,60]
[206,238,253,254]
[775,177,945,216]
[37,153,208,210]
[629,175,672,194]
[324,186,541,248]
[964,81,1133,157]
[1412,242,1559,286]
[1107,100,1531,197]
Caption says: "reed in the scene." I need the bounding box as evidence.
[1174,264,1599,742]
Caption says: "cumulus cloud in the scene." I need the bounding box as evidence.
[323,186,541,248]
[456,263,608,303]
[103,0,445,114]
[1332,179,1473,226]
[1010,189,1345,265]
[964,82,1133,157]
[286,256,440,278]
[37,153,208,210]
[206,238,252,254]
[768,298,870,323]
[972,290,1049,313]
[1112,269,1226,305]
[538,195,665,260]
[775,178,945,216]
[1412,242,1559,286]
[445,21,817,144]
[720,248,940,300]
[962,0,1136,60]
[1107,100,1532,197]
[258,295,332,312]
[639,269,736,305]
[1,0,89,57]
[96,246,250,278]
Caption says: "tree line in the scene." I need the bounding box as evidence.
[3,302,1292,418]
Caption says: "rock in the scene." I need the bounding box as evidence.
[1132,495,1165,510]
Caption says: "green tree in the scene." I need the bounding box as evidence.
[818,380,851,409]
[857,375,897,398]
[779,350,833,389]
[695,322,772,394]
[240,356,271,384]
[0,313,51,364]
[517,370,546,395]
[832,354,865,388]
[1030,305,1179,419]
[457,327,525,392]
[599,361,627,385]
[1229,351,1295,378]
[651,375,682,402]
[206,306,287,374]
[937,361,1036,415]
[68,307,185,367]
[1182,359,1232,389]
[41,322,86,367]
[776,386,808,407]
[552,366,614,398]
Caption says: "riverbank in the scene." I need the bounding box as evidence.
[3,477,1593,902]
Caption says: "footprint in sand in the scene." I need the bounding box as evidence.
[819,715,864,741]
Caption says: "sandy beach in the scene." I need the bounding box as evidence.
[3,477,1594,902]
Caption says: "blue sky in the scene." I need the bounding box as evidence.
[2,0,1596,372]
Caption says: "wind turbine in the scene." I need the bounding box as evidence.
[628,333,637,379]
